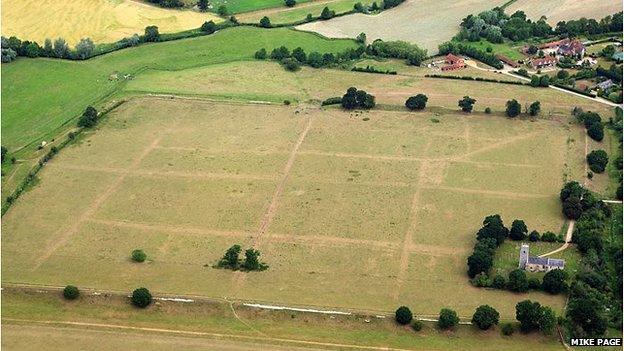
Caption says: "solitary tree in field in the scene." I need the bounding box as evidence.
[405,94,428,110]
[63,285,80,300]
[131,287,152,308]
[471,305,499,330]
[506,99,521,117]
[458,96,476,112]
[259,16,272,28]
[438,308,459,329]
[131,249,147,263]
[285,0,296,7]
[395,306,413,325]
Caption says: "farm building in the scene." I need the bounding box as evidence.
[441,54,466,71]
[531,57,558,69]
[496,54,519,68]
[518,244,565,272]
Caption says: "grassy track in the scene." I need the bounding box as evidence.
[1,26,357,153]
[1,288,564,351]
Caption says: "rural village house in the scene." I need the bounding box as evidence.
[441,54,466,71]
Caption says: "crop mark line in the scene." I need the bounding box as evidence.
[254,117,312,242]
[31,132,168,271]
[452,131,539,161]
[48,163,275,181]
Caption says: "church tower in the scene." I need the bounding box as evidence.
[519,244,529,269]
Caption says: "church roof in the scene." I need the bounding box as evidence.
[527,256,565,267]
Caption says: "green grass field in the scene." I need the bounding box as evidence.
[454,39,527,61]
[210,0,312,14]
[240,0,372,24]
[2,96,592,318]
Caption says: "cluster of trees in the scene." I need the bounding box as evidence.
[216,244,268,271]
[458,8,552,43]
[505,99,541,117]
[77,106,99,128]
[366,40,427,66]
[147,0,183,8]
[467,214,508,278]
[560,181,621,337]
[473,267,568,295]
[516,300,557,334]
[529,74,550,87]
[255,45,365,70]
[396,305,500,331]
[62,285,154,309]
[555,12,623,37]
[438,41,503,69]
[341,87,375,109]
[1,36,95,62]
[575,110,605,142]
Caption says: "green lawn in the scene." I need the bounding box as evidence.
[493,240,582,278]
[0,26,356,154]
[209,0,312,14]
[454,39,526,61]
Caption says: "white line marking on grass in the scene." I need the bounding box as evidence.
[243,303,352,315]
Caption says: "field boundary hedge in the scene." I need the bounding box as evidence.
[1,100,127,216]
[425,74,528,86]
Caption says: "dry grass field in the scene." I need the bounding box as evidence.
[125,61,613,116]
[296,0,507,53]
[506,0,622,25]
[1,0,220,45]
[2,96,591,318]
[239,0,373,25]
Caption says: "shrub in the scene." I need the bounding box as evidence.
[242,248,268,271]
[144,26,160,42]
[77,106,98,128]
[528,277,541,290]
[438,308,459,329]
[217,5,228,16]
[131,287,152,308]
[395,306,413,325]
[501,322,514,336]
[485,107,492,114]
[472,305,500,330]
[270,46,290,60]
[411,320,423,331]
[491,274,506,289]
[471,272,491,287]
[218,244,242,269]
[200,20,217,34]
[320,6,335,20]
[529,101,541,116]
[321,97,342,106]
[259,16,272,28]
[254,48,267,60]
[542,269,568,294]
[281,57,300,71]
[506,99,521,117]
[283,100,291,105]
[405,94,428,110]
[586,150,609,173]
[292,47,306,62]
[131,249,147,262]
[63,285,80,300]
[528,230,540,242]
[285,0,296,6]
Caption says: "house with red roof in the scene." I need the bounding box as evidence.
[441,54,466,71]
[531,57,558,69]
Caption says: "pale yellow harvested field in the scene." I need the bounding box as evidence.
[507,0,622,25]
[296,0,506,53]
[1,0,220,45]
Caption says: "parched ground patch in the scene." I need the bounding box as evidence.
[295,0,508,53]
[506,0,621,25]
[2,97,590,318]
[1,0,220,45]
